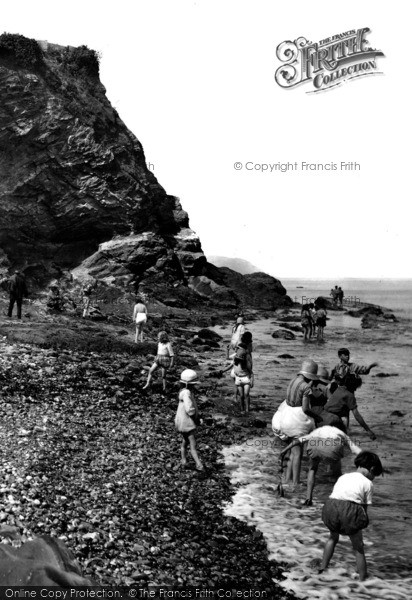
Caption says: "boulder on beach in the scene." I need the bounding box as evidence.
[271,329,296,340]
[0,535,95,586]
[196,328,223,341]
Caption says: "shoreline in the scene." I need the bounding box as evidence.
[211,304,411,599]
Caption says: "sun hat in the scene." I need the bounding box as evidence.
[316,365,330,384]
[298,359,318,380]
[180,369,200,385]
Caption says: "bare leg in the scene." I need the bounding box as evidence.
[188,434,203,469]
[181,438,188,465]
[233,384,239,402]
[284,451,293,484]
[306,457,320,503]
[238,385,245,412]
[143,363,158,389]
[135,326,139,343]
[321,531,340,571]
[161,367,167,391]
[350,530,367,580]
[290,444,303,486]
[244,383,251,413]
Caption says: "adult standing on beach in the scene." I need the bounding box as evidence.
[330,286,339,306]
[7,270,28,319]
[133,295,148,343]
[337,286,344,307]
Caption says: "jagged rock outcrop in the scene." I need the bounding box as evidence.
[0,35,290,309]
[202,265,292,310]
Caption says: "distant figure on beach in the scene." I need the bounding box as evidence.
[143,331,175,391]
[226,316,246,358]
[175,369,204,471]
[319,451,383,581]
[82,280,97,318]
[301,303,313,341]
[280,425,362,506]
[314,304,327,342]
[331,348,378,383]
[272,360,322,486]
[7,270,28,319]
[309,303,317,338]
[337,286,344,307]
[330,286,339,306]
[324,373,377,440]
[133,296,148,342]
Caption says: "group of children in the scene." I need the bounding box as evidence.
[141,307,383,581]
[301,301,327,341]
[273,347,381,580]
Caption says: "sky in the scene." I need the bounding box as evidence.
[2,1,410,278]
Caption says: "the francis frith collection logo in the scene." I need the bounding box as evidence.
[275,27,384,92]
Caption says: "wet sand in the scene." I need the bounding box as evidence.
[209,309,412,599]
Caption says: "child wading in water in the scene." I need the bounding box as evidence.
[319,451,383,580]
[221,332,254,413]
[143,331,174,391]
[175,369,204,471]
[331,347,378,382]
[301,303,313,341]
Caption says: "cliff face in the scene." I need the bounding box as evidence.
[0,35,290,309]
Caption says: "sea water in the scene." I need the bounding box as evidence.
[216,299,412,599]
[282,278,412,319]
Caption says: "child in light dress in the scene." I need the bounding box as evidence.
[174,369,204,471]
[143,331,174,391]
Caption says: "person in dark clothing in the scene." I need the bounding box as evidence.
[324,373,376,440]
[7,270,28,319]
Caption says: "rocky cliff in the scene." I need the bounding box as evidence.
[0,34,290,309]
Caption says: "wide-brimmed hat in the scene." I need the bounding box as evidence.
[316,365,330,384]
[299,359,318,380]
[180,369,200,384]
